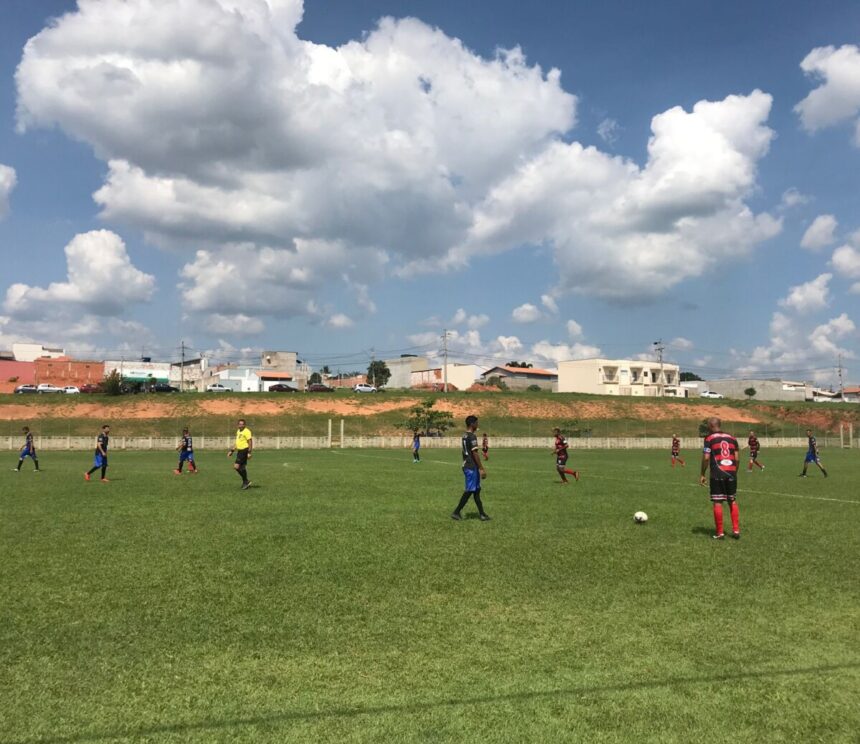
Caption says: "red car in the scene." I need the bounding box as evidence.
[80,384,103,394]
[269,383,298,393]
[306,383,334,393]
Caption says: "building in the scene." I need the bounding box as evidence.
[169,357,209,392]
[702,379,811,402]
[12,343,65,362]
[481,365,558,392]
[205,366,262,392]
[411,363,484,391]
[842,386,860,403]
[556,358,680,396]
[104,359,171,385]
[34,357,104,388]
[0,360,36,393]
[259,371,298,391]
[384,355,431,388]
[261,351,311,389]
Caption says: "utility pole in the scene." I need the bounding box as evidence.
[653,339,665,397]
[442,329,449,393]
[180,340,186,392]
[370,347,376,388]
[837,353,844,399]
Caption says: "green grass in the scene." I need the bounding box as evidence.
[2,448,858,743]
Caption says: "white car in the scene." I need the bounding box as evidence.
[700,391,724,399]
[63,386,81,394]
[206,383,231,393]
[353,383,377,393]
[36,383,63,394]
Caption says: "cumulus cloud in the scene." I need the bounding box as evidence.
[800,214,838,251]
[540,294,559,314]
[15,0,781,318]
[512,303,543,323]
[566,319,583,339]
[4,230,155,319]
[327,313,354,329]
[670,336,694,350]
[779,187,810,210]
[831,244,860,279]
[779,273,832,313]
[0,164,16,219]
[203,313,265,335]
[795,45,860,143]
[530,340,601,364]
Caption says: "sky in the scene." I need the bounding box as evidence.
[0,0,858,383]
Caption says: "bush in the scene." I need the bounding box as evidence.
[526,384,542,392]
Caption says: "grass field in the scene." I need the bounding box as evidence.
[2,447,858,743]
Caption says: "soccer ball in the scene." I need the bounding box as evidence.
[633,511,648,524]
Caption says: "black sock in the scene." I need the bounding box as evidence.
[16,460,22,471]
[87,466,99,476]
[33,459,39,471]
[101,465,107,479]
[473,490,486,516]
[238,467,248,483]
[454,491,471,514]
[177,462,184,472]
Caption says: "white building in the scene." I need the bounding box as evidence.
[384,355,431,388]
[12,343,65,362]
[169,358,209,391]
[104,359,172,384]
[411,363,483,391]
[557,358,682,396]
[261,351,311,389]
[212,366,261,392]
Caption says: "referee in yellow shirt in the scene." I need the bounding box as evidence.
[228,418,253,490]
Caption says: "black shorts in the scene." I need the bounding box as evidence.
[235,449,250,466]
[749,451,758,461]
[556,454,568,467]
[710,477,737,502]
[671,450,680,457]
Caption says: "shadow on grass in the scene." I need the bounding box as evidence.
[690,526,715,537]
[9,662,859,744]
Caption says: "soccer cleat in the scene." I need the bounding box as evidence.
[173,469,182,475]
[450,512,463,521]
[241,481,252,490]
[712,533,725,540]
[479,514,491,522]
[823,471,828,478]
[797,474,807,478]
[12,468,19,472]
[84,472,90,481]
[100,478,110,482]
[573,471,580,481]
[731,532,740,540]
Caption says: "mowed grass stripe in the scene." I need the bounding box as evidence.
[2,449,858,743]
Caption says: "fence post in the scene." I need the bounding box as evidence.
[340,420,345,448]
[327,419,332,449]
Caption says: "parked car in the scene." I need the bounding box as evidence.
[206,383,231,393]
[150,383,178,393]
[700,391,724,399]
[36,384,63,394]
[307,383,334,393]
[269,383,299,393]
[80,384,103,394]
[63,386,81,394]
[353,383,377,393]
[14,384,38,394]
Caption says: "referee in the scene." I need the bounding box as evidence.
[228,418,253,490]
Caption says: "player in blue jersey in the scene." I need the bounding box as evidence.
[412,431,421,463]
[14,426,40,472]
[451,415,490,521]
[799,429,828,478]
[84,425,111,482]
[175,428,198,474]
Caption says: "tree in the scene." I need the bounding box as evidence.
[526,384,542,392]
[320,365,331,375]
[485,376,508,390]
[399,399,455,436]
[680,372,704,382]
[507,361,533,368]
[103,369,123,396]
[309,372,322,385]
[366,360,391,388]
[744,387,757,400]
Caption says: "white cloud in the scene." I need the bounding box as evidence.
[15,1,781,316]
[204,313,265,335]
[779,187,810,210]
[4,230,155,319]
[779,273,832,313]
[831,244,860,279]
[327,313,354,329]
[597,117,620,145]
[566,319,583,339]
[693,355,712,367]
[407,328,523,365]
[464,90,780,301]
[670,336,694,350]
[512,303,543,324]
[467,313,489,329]
[795,45,860,143]
[851,282,860,295]
[530,339,601,364]
[540,294,559,314]
[0,164,16,219]
[800,214,838,251]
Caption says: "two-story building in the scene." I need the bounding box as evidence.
[557,358,681,396]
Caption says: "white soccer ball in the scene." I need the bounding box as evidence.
[633,511,648,524]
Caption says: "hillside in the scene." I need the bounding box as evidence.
[1,391,857,439]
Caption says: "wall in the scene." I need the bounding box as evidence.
[384,356,430,389]
[104,360,171,382]
[0,360,36,392]
[705,379,809,402]
[35,358,104,387]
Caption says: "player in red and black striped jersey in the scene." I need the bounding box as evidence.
[552,428,579,484]
[747,430,764,472]
[699,417,740,540]
[670,435,685,468]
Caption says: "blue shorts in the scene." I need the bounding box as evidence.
[93,453,107,468]
[804,452,818,463]
[20,448,36,459]
[463,467,481,492]
[179,451,195,463]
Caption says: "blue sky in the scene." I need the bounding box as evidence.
[0,0,858,382]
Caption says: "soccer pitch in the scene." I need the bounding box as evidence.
[2,448,858,743]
